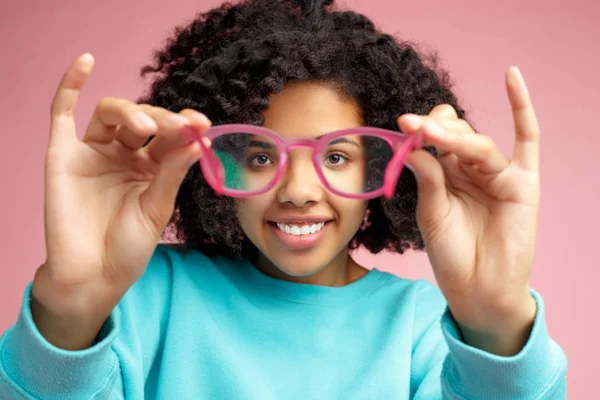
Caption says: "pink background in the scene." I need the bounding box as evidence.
[0,0,597,396]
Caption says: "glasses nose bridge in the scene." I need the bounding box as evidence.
[276,139,324,205]
[280,140,320,182]
[281,141,319,174]
[283,139,318,155]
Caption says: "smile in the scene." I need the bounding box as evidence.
[268,220,331,250]
[275,222,326,236]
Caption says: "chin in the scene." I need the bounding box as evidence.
[269,251,330,277]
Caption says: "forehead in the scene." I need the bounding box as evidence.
[262,82,363,139]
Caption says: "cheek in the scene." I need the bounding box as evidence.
[235,197,272,235]
[334,199,369,228]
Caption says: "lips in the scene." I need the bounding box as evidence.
[268,220,332,250]
[271,218,331,224]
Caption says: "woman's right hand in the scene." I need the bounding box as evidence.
[30,53,210,350]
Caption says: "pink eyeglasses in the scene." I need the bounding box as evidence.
[191,124,422,199]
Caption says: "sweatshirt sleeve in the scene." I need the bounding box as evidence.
[0,245,177,400]
[411,281,568,399]
[0,283,124,399]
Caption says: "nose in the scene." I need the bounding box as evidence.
[276,150,324,207]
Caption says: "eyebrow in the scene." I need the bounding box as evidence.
[248,137,360,148]
[249,140,275,149]
[325,137,360,147]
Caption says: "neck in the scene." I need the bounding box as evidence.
[255,247,368,287]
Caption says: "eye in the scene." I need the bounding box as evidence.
[250,154,273,166]
[324,153,347,165]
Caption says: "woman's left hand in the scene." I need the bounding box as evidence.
[398,67,539,356]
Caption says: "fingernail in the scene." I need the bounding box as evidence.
[402,115,423,126]
[509,65,521,76]
[166,113,190,127]
[195,112,212,126]
[180,126,198,145]
[134,112,157,130]
[187,142,202,167]
[425,121,445,135]
[80,53,94,66]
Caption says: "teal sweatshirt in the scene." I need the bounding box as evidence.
[0,245,567,399]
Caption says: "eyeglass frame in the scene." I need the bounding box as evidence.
[194,124,422,200]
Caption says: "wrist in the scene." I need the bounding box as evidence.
[31,269,120,351]
[30,293,111,351]
[452,291,537,356]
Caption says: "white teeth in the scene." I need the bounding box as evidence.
[276,222,325,236]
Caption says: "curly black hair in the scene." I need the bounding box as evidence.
[136,0,469,260]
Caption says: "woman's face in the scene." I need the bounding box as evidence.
[235,82,369,284]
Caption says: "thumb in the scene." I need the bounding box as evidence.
[405,149,449,226]
[141,141,202,233]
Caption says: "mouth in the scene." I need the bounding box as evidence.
[267,220,332,250]
[274,221,327,236]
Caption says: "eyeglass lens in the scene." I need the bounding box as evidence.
[210,131,394,195]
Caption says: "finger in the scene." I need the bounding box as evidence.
[398,115,451,158]
[144,109,211,164]
[140,141,202,235]
[427,118,477,161]
[115,105,193,150]
[399,114,508,173]
[404,149,449,227]
[422,120,509,174]
[398,114,427,136]
[82,97,160,144]
[428,104,459,121]
[398,114,471,160]
[399,112,475,137]
[506,66,540,172]
[427,105,479,138]
[49,53,95,146]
